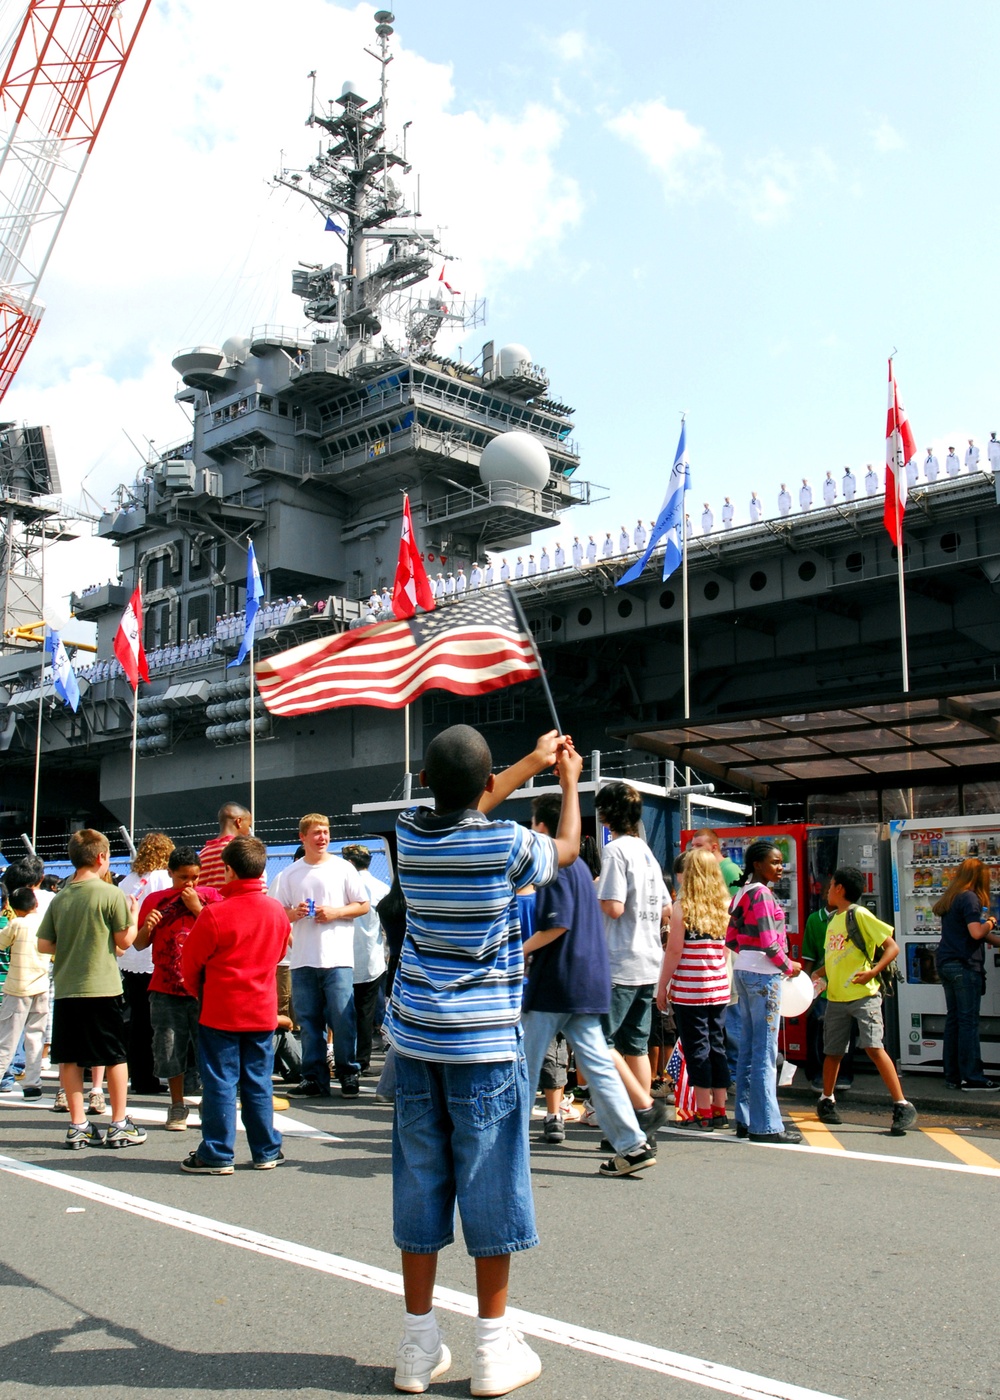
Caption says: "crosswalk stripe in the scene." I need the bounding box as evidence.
[919,1127,1000,1169]
[786,1110,846,1150]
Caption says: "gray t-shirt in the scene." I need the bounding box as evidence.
[595,834,670,985]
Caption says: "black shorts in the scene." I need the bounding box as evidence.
[51,996,128,1067]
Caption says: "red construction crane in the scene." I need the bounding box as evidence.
[0,0,151,402]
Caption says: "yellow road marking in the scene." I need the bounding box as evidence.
[920,1127,1000,1169]
[787,1108,846,1150]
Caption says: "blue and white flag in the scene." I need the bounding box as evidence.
[325,216,346,234]
[617,420,690,587]
[229,539,264,668]
[46,629,80,712]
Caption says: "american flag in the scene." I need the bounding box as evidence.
[665,1041,697,1122]
[255,587,540,716]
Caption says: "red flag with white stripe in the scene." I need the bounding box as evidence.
[392,494,435,619]
[113,586,149,689]
[884,358,917,546]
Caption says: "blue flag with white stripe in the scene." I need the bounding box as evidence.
[46,629,80,712]
[617,420,689,586]
[229,539,264,668]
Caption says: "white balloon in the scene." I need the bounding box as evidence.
[779,970,816,1019]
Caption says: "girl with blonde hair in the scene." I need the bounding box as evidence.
[655,848,733,1131]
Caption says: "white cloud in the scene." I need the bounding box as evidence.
[606,99,722,199]
[872,118,905,153]
[551,30,591,65]
[735,153,798,224]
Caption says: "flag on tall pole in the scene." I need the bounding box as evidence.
[46,629,79,711]
[113,586,149,688]
[230,539,263,667]
[392,494,435,619]
[884,358,917,546]
[617,420,689,586]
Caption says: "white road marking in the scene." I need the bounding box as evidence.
[656,1124,1000,1177]
[0,1095,341,1142]
[0,1152,843,1400]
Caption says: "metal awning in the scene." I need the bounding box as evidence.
[612,693,1000,798]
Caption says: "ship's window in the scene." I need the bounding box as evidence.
[277,401,289,416]
[659,589,675,610]
[704,581,720,600]
[845,551,863,573]
[577,607,592,626]
[617,599,633,618]
[940,532,960,554]
[749,570,767,592]
[797,560,817,581]
[259,397,272,412]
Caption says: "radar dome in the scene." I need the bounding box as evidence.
[498,343,532,378]
[222,335,250,365]
[480,431,550,491]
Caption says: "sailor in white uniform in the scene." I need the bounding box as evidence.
[750,492,762,522]
[515,557,524,579]
[722,497,734,528]
[684,513,693,538]
[572,537,583,566]
[822,472,837,506]
[777,485,791,516]
[434,573,445,598]
[905,459,919,490]
[989,434,1000,475]
[527,554,537,577]
[554,542,565,568]
[602,532,614,558]
[586,536,598,564]
[634,520,647,549]
[945,446,961,477]
[500,558,510,582]
[619,526,630,554]
[799,479,813,511]
[540,547,550,573]
[368,590,380,612]
[701,503,714,533]
[966,438,981,473]
[470,564,482,589]
[485,561,494,586]
[842,467,856,500]
[380,588,392,611]
[455,568,467,595]
[924,449,939,482]
[864,465,879,495]
[445,572,456,596]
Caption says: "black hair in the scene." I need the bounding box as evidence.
[10,886,37,914]
[578,834,602,880]
[423,724,492,811]
[40,874,62,892]
[531,791,562,834]
[595,782,642,836]
[832,865,864,903]
[168,845,201,872]
[736,838,782,887]
[377,876,407,959]
[4,857,43,888]
[222,835,267,880]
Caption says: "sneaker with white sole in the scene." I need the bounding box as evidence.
[65,1122,104,1150]
[542,1113,565,1144]
[471,1327,541,1397]
[179,1150,234,1174]
[51,1087,69,1113]
[165,1102,189,1131]
[393,1336,451,1393]
[104,1117,147,1149]
[598,1144,657,1177]
[86,1089,107,1117]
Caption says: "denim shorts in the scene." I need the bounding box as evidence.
[823,995,883,1054]
[149,991,200,1079]
[392,1049,538,1259]
[601,982,655,1056]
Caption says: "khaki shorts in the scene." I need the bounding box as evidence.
[823,995,883,1055]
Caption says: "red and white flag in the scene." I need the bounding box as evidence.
[255,588,539,716]
[113,586,149,689]
[392,494,435,619]
[884,358,917,546]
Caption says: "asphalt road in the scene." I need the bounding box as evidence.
[1,1079,999,1400]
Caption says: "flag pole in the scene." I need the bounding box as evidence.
[680,416,692,831]
[895,451,909,693]
[507,583,563,735]
[30,524,46,846]
[403,703,412,798]
[128,583,141,842]
[249,637,256,817]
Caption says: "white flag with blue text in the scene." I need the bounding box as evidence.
[617,421,689,586]
[47,630,80,712]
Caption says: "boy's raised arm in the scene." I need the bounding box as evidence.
[478,730,563,813]
[551,741,583,866]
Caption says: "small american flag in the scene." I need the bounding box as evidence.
[255,587,540,716]
[666,1041,697,1122]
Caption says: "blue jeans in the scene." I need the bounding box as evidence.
[392,1048,538,1258]
[291,965,358,1085]
[196,1026,282,1167]
[725,999,741,1083]
[938,960,985,1085]
[0,1028,26,1090]
[733,970,784,1136]
[522,1009,645,1155]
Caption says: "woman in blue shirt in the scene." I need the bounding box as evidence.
[933,859,1000,1090]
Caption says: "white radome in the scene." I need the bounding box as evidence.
[479,431,551,491]
[498,342,532,378]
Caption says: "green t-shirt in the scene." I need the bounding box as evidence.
[802,907,833,1000]
[720,857,742,898]
[824,905,893,1003]
[38,878,130,999]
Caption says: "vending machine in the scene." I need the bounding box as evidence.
[890,815,1000,1075]
[681,823,813,1062]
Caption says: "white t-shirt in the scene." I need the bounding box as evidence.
[269,856,368,970]
[595,834,670,985]
[116,869,172,973]
[353,871,390,983]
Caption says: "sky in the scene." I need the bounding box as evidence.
[6,0,1000,634]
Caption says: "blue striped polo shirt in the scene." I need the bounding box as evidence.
[384,806,560,1062]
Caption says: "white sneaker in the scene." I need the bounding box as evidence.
[393,1336,451,1393]
[471,1328,541,1397]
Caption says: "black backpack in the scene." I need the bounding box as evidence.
[844,905,901,998]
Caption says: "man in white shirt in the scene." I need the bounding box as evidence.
[822,472,836,506]
[619,526,630,554]
[526,554,537,577]
[484,561,494,586]
[842,468,856,500]
[701,503,714,533]
[514,557,524,579]
[553,542,565,568]
[750,492,762,522]
[444,572,456,596]
[270,815,369,1098]
[799,479,813,511]
[966,438,981,473]
[924,448,939,482]
[380,588,392,612]
[945,446,961,476]
[470,564,482,589]
[341,844,389,1076]
[455,568,467,595]
[434,573,445,599]
[586,536,598,564]
[722,497,734,527]
[602,532,614,558]
[539,547,550,573]
[572,537,583,566]
[634,520,647,550]
[989,434,1000,475]
[499,558,510,582]
[777,485,791,516]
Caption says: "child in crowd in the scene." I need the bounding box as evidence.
[385,726,582,1397]
[0,888,48,1098]
[36,829,147,1149]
